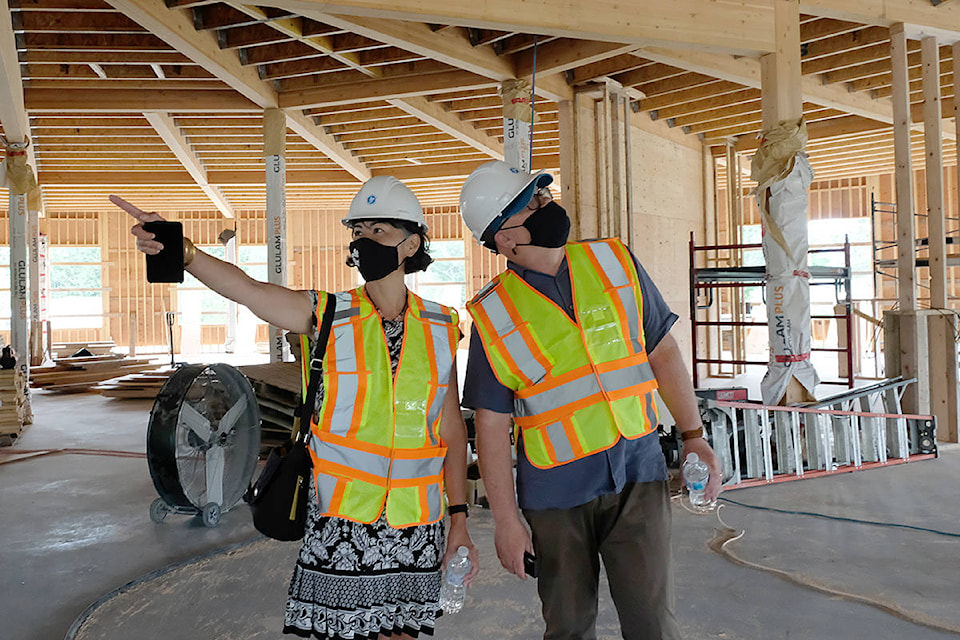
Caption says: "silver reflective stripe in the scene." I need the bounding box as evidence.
[326,307,361,436]
[421,310,453,323]
[426,483,442,521]
[477,290,547,383]
[390,455,439,480]
[598,362,655,393]
[644,392,658,426]
[544,421,576,463]
[315,438,390,478]
[615,287,643,353]
[314,470,339,513]
[502,331,547,384]
[517,375,601,418]
[422,300,454,444]
[480,290,516,337]
[589,242,630,287]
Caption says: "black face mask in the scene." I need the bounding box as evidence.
[348,236,406,282]
[501,201,571,249]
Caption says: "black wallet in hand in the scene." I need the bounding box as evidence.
[143,221,184,283]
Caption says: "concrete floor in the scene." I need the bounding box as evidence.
[3,388,960,640]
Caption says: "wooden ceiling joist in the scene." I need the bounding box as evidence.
[278,69,497,108]
[636,46,957,140]
[143,111,236,216]
[274,12,573,102]
[567,55,650,85]
[102,0,373,181]
[253,0,778,54]
[385,96,503,159]
[513,40,638,78]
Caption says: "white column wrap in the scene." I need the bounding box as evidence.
[751,119,819,405]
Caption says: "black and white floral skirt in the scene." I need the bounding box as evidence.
[283,478,445,639]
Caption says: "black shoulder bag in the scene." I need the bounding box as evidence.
[244,293,336,541]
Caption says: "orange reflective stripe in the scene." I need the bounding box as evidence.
[561,418,585,458]
[321,431,392,457]
[317,458,388,487]
[593,352,648,374]
[470,295,532,387]
[514,363,594,399]
[514,391,606,427]
[390,471,444,489]
[328,478,347,514]
[391,445,445,460]
[539,428,559,462]
[605,379,658,401]
[418,484,429,516]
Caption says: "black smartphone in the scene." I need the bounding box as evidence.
[523,550,539,578]
[143,221,184,283]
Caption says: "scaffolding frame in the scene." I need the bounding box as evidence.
[689,232,855,390]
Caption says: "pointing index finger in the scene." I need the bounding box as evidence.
[109,195,149,221]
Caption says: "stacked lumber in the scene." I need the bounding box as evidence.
[238,361,301,453]
[96,370,173,399]
[30,353,162,393]
[0,369,28,445]
[50,341,118,359]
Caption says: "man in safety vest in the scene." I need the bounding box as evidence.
[458,161,721,639]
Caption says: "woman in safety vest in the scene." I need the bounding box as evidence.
[113,175,478,640]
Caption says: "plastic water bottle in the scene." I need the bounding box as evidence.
[683,452,714,512]
[439,546,471,614]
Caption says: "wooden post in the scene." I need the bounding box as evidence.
[889,24,922,415]
[921,36,947,310]
[128,312,137,357]
[760,0,809,405]
[955,41,960,237]
[760,1,803,128]
[557,98,581,239]
[500,79,532,174]
[263,107,289,363]
[891,25,918,311]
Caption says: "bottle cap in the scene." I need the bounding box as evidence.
[457,546,469,557]
[685,452,700,464]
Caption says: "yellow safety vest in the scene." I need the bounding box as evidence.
[306,288,459,527]
[467,238,659,469]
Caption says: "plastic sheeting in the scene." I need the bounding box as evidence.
[500,79,535,173]
[1,140,41,210]
[751,119,819,405]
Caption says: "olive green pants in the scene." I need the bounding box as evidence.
[523,481,681,640]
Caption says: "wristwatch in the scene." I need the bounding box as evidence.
[447,503,469,517]
[680,427,704,441]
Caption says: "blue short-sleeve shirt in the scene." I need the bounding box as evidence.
[461,246,676,511]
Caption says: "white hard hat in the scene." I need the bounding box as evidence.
[342,175,427,232]
[459,160,553,246]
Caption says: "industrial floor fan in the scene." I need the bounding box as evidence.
[147,363,260,527]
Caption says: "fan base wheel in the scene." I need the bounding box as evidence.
[202,502,222,528]
[149,498,169,523]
